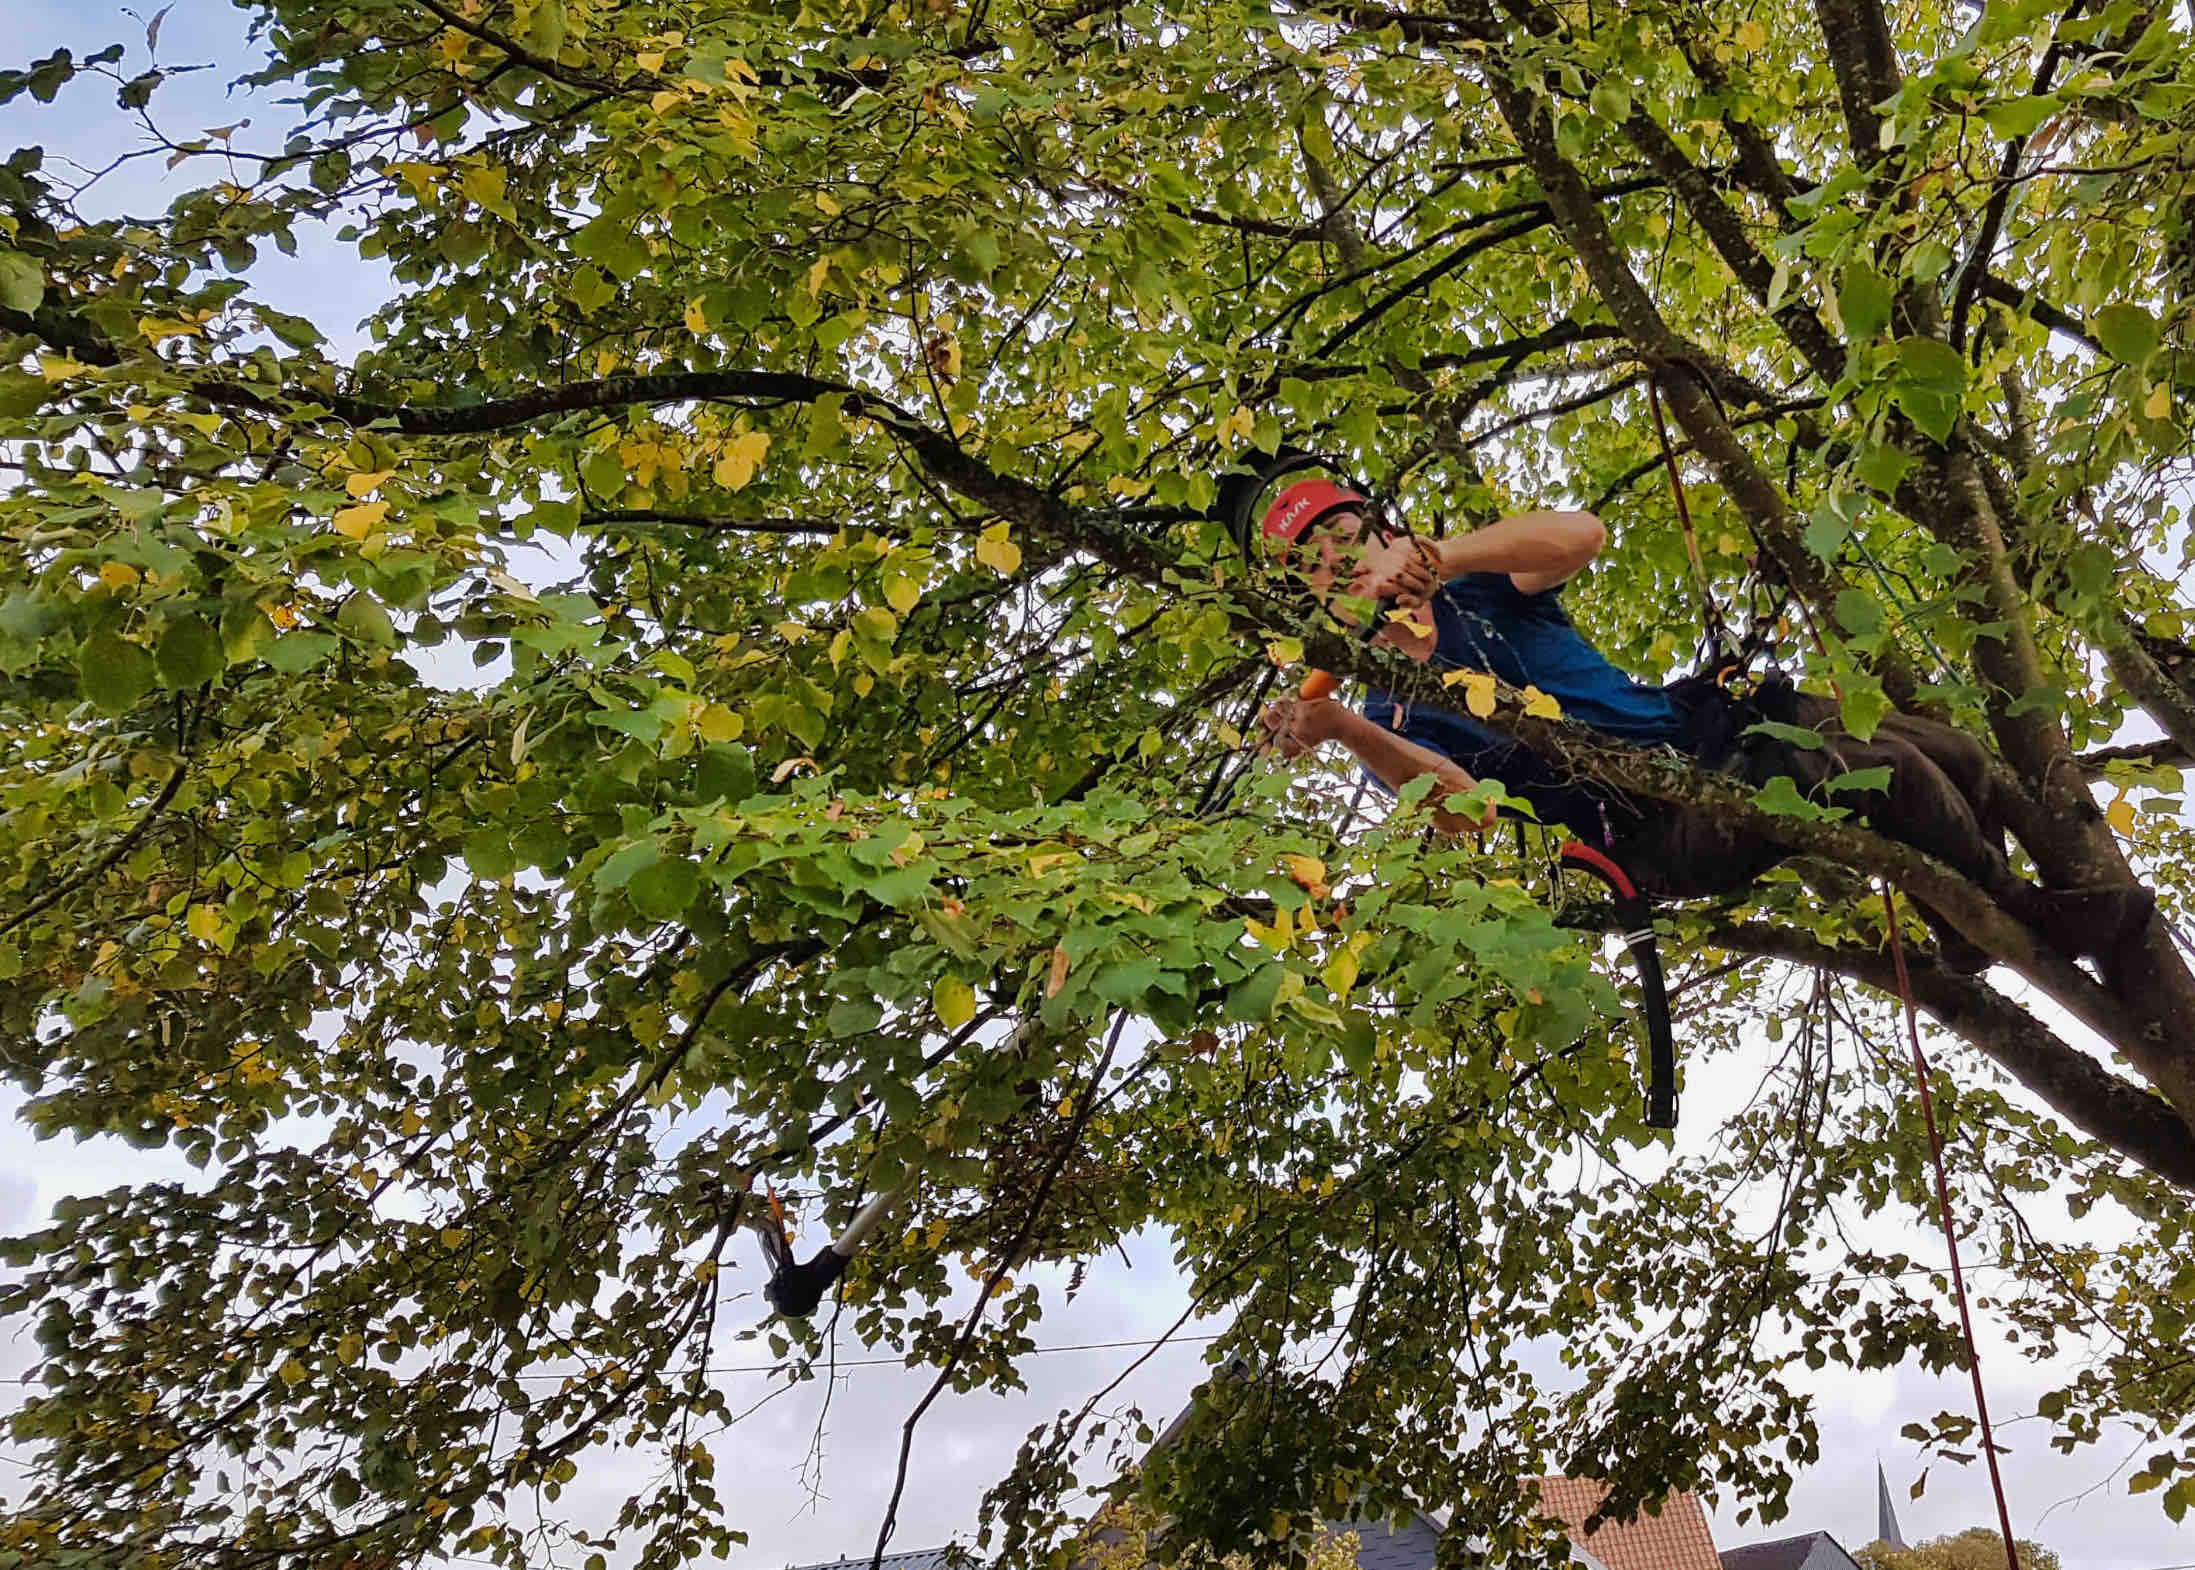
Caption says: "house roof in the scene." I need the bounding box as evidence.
[1529,1478,1722,1570]
[1721,1532,1864,1570]
[789,1549,973,1570]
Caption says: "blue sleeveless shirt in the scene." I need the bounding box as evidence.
[1361,573,1685,822]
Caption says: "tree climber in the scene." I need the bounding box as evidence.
[1248,477,2156,982]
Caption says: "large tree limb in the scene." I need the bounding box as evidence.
[1486,0,1846,386]
[1457,26,1923,711]
[1697,920,2195,1190]
[2095,615,2195,767]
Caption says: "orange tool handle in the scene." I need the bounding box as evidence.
[1297,593,1394,703]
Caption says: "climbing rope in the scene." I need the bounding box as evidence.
[1879,882,2023,1570]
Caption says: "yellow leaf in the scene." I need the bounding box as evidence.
[459,164,507,211]
[2106,796,2136,834]
[770,756,816,783]
[335,1333,364,1366]
[815,190,841,215]
[1219,405,1255,449]
[685,296,709,335]
[712,428,770,491]
[696,703,744,743]
[637,50,666,71]
[1266,636,1305,667]
[651,89,685,114]
[1443,668,1497,719]
[1520,685,1562,719]
[1323,948,1360,1000]
[1734,19,1767,49]
[975,525,1022,577]
[1283,854,1327,890]
[440,1227,465,1249]
[345,469,395,498]
[1245,906,1294,951]
[186,905,229,947]
[2146,383,2172,420]
[333,499,389,540]
[39,355,90,382]
[98,561,142,590]
[1046,945,1072,996]
[883,573,921,615]
[933,975,977,1030]
[807,253,833,297]
[852,671,874,696]
[278,1357,309,1387]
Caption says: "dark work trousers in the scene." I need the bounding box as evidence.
[1607,683,2026,937]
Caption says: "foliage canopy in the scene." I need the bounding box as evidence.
[1857,1530,2064,1570]
[2,0,2193,1565]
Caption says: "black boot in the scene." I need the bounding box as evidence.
[2026,885,2158,978]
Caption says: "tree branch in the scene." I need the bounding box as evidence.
[1698,919,2195,1190]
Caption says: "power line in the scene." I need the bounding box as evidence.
[0,1331,1224,1388]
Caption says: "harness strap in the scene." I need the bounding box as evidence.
[1560,840,1678,1129]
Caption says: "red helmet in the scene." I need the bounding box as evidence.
[1259,477,1368,548]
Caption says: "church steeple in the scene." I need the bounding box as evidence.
[1877,1461,1910,1551]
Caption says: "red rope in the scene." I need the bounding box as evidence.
[1879,883,2021,1570]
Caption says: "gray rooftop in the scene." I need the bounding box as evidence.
[789,1549,975,1570]
[1721,1532,1864,1570]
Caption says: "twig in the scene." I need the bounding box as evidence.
[866,1011,1130,1570]
[2,764,186,936]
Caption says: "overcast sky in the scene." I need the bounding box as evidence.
[2,5,2190,1569]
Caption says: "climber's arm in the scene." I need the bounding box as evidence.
[1258,696,1497,835]
[1355,510,1606,598]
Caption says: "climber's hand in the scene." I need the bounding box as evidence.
[1258,695,1343,761]
[1348,534,1439,609]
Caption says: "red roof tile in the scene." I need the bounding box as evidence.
[1529,1477,1722,1570]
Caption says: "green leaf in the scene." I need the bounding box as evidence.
[1741,720,1828,750]
[154,616,224,689]
[1750,774,1844,821]
[1853,441,1914,494]
[1839,678,1890,740]
[572,216,649,282]
[80,632,155,715]
[629,854,700,919]
[1802,506,1850,562]
[1892,336,1967,442]
[463,829,521,880]
[827,997,884,1037]
[1823,765,1893,795]
[2093,303,2160,365]
[263,632,337,674]
[1981,93,2059,139]
[336,592,398,647]
[1834,588,1884,638]
[695,742,757,804]
[0,246,43,314]
[1836,259,1892,342]
[594,839,661,891]
[1225,963,1284,1021]
[529,0,568,55]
